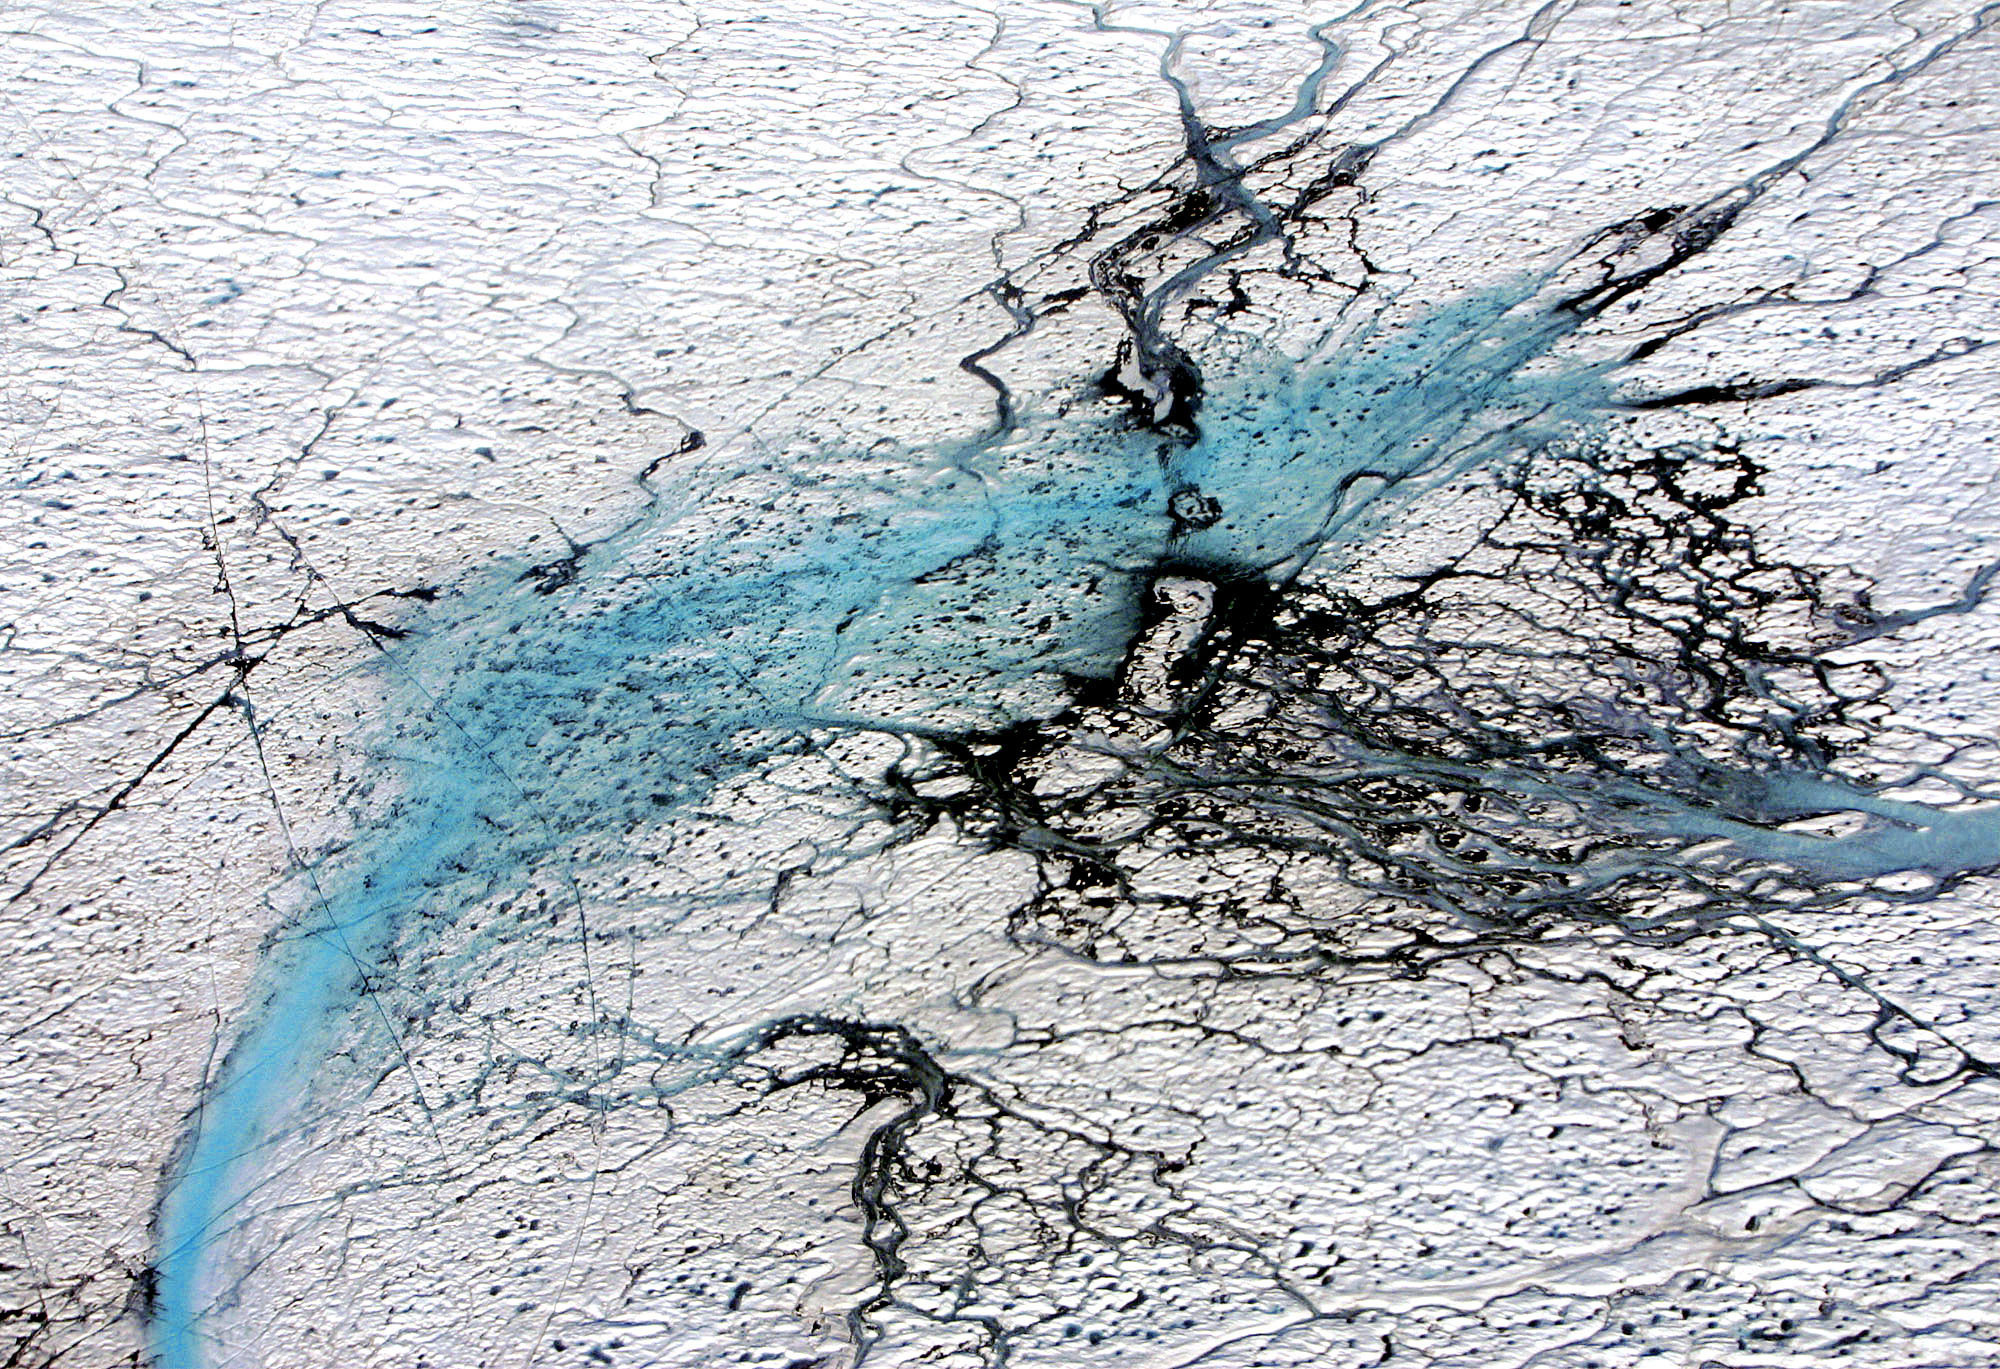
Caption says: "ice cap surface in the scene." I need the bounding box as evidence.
[3,2,1999,1366]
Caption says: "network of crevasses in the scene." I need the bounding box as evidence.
[910,425,2000,1071]
[670,423,2000,1360]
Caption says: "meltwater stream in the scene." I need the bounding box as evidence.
[142,8,2000,1349]
[148,282,1614,1366]
[148,250,2000,1361]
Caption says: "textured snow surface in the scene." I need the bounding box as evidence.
[4,1,2000,1366]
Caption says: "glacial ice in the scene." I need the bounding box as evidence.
[3,2,1998,1367]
